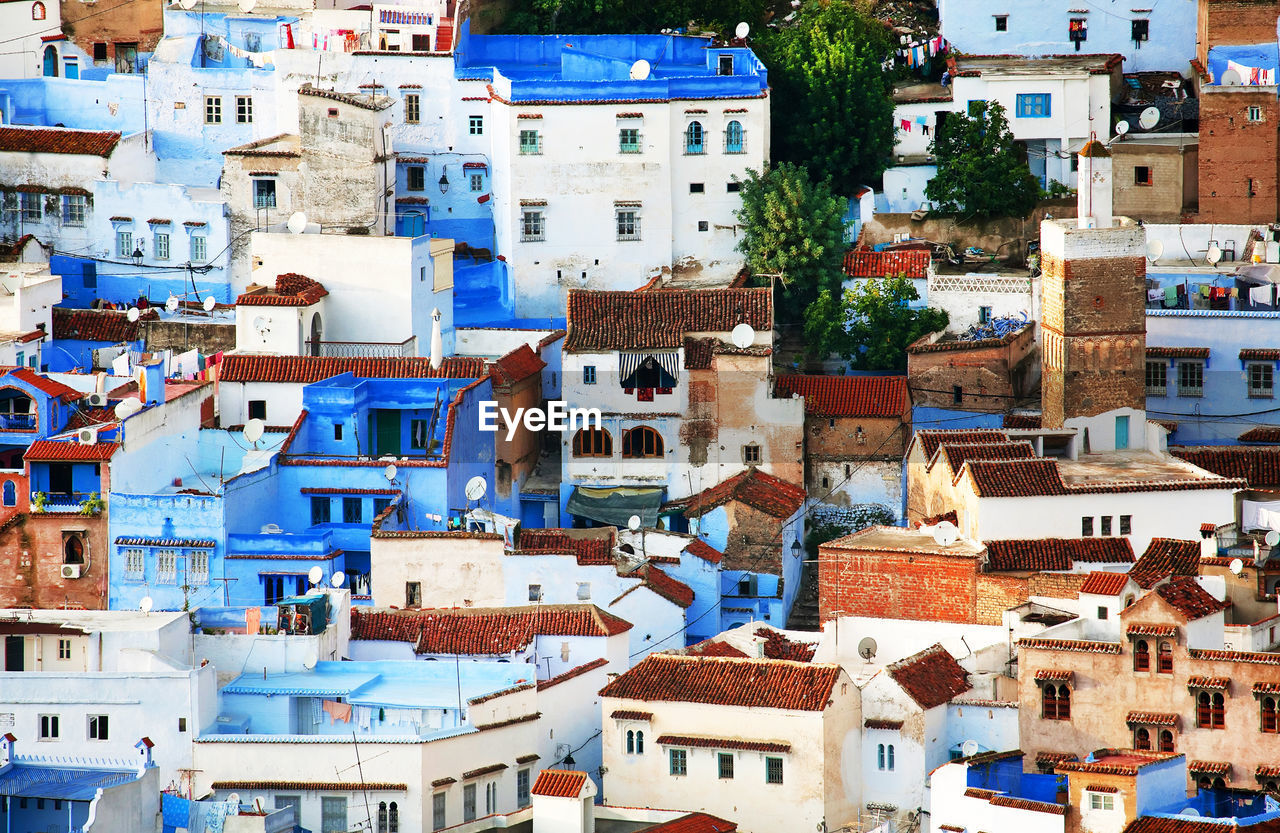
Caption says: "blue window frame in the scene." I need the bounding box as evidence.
[1016,93,1051,118]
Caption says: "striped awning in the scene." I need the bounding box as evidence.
[620,352,679,385]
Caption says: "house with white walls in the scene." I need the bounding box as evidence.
[599,653,861,833]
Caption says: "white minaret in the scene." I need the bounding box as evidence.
[1076,138,1114,229]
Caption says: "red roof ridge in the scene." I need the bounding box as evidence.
[219,354,485,383]
[773,373,910,418]
[564,287,771,352]
[489,343,547,387]
[0,125,121,157]
[599,653,842,712]
[236,273,328,307]
[531,769,588,798]
[843,249,930,279]
[673,467,806,520]
[885,643,972,709]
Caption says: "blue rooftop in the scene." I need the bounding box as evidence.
[0,763,142,801]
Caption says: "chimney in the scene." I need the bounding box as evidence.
[0,733,15,769]
[1076,139,1114,229]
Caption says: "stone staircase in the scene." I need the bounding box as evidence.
[786,559,821,631]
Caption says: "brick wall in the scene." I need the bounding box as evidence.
[973,572,1090,625]
[819,545,978,623]
[1112,143,1198,223]
[806,415,905,461]
[1198,90,1280,224]
[0,513,110,609]
[1199,0,1280,65]
[720,503,785,576]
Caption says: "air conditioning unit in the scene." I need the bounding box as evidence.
[85,392,108,407]
[77,428,98,445]
[61,564,81,579]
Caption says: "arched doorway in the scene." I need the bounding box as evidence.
[42,44,59,77]
[309,312,323,356]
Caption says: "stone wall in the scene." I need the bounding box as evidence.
[1198,89,1280,224]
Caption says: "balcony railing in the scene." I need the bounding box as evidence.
[0,413,36,431]
[31,491,102,514]
[303,337,417,358]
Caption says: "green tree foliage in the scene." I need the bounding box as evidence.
[804,275,949,370]
[925,101,1041,219]
[733,163,847,323]
[758,0,895,195]
[499,0,767,35]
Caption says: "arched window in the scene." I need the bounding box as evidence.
[1213,778,1225,790]
[1157,641,1173,673]
[724,120,744,153]
[1135,728,1151,750]
[1043,683,1070,720]
[635,730,644,753]
[627,729,635,754]
[1124,594,1135,608]
[1263,697,1279,733]
[877,743,884,770]
[572,427,612,457]
[63,535,84,565]
[623,426,664,458]
[1158,729,1174,752]
[685,121,704,154]
[42,44,58,77]
[2,481,15,507]
[1198,776,1211,791]
[1211,693,1225,728]
[1057,685,1070,719]
[378,802,388,833]
[309,312,323,356]
[887,744,895,771]
[32,1,45,19]
[1134,640,1150,671]
[388,802,398,833]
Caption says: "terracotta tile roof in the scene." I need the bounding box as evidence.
[1036,751,1078,765]
[914,429,1009,460]
[964,788,996,799]
[8,368,81,402]
[514,529,615,566]
[984,538,1134,572]
[964,458,1068,496]
[1146,346,1210,359]
[1258,765,1280,778]
[623,564,694,608]
[489,344,546,386]
[52,307,156,342]
[1126,623,1177,637]
[531,770,587,798]
[916,509,959,528]
[773,374,909,417]
[349,605,632,654]
[537,657,609,691]
[1187,677,1230,690]
[644,813,739,833]
[755,627,816,662]
[0,125,121,157]
[988,796,1065,815]
[24,440,119,462]
[236,274,329,307]
[1191,648,1280,665]
[1124,813,1280,833]
[599,654,841,711]
[1080,571,1133,596]
[1033,669,1073,681]
[938,826,965,832]
[1004,413,1042,429]
[462,762,508,779]
[886,643,972,709]
[682,336,717,370]
[674,468,806,520]
[564,287,770,352]
[1130,538,1202,588]
[611,710,652,720]
[1242,349,1280,361]
[864,718,904,730]
[211,781,406,791]
[298,83,393,112]
[683,639,750,658]
[684,538,723,564]
[1239,427,1280,443]
[219,355,485,383]
[656,734,791,753]
[1254,682,1280,694]
[1084,785,1118,793]
[843,249,930,279]
[1018,638,1122,654]
[935,441,1036,476]
[1055,750,1178,776]
[431,777,456,787]
[1126,711,1179,726]
[1170,446,1280,487]
[1188,761,1231,776]
[65,408,118,430]
[1155,576,1231,620]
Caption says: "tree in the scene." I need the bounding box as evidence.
[734,163,847,324]
[758,0,895,195]
[925,100,1041,219]
[804,275,949,370]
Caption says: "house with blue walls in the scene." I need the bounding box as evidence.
[48,307,154,372]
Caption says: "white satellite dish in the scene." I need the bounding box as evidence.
[857,636,878,661]
[465,475,487,501]
[1138,106,1161,130]
[1220,69,1243,86]
[735,21,750,39]
[126,307,140,323]
[238,0,256,11]
[302,648,318,670]
[629,59,651,81]
[1230,558,1245,576]
[165,296,180,313]
[331,571,345,588]
[1207,245,1223,266]
[226,793,241,807]
[1146,239,1165,263]
[933,520,960,547]
[178,0,197,9]
[113,400,133,420]
[384,463,397,482]
[286,212,308,234]
[961,739,980,758]
[1266,530,1280,547]
[1181,809,1201,818]
[253,796,268,813]
[243,418,265,444]
[1115,120,1130,136]
[627,514,642,531]
[140,596,153,613]
[731,323,755,349]
[203,295,216,312]
[307,565,323,586]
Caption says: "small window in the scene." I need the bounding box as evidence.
[1132,18,1149,42]
[62,194,86,226]
[1101,516,1112,536]
[191,236,207,262]
[1016,93,1051,118]
[1120,515,1132,535]
[888,744,895,770]
[877,743,885,770]
[521,210,544,242]
[765,756,784,784]
[623,426,663,459]
[343,497,363,524]
[310,496,331,525]
[407,166,425,191]
[204,96,222,124]
[724,120,745,153]
[470,173,484,192]
[685,121,704,154]
[1249,106,1264,123]
[669,748,687,776]
[93,43,108,61]
[39,714,59,740]
[994,14,1007,30]
[616,209,641,241]
[1134,639,1150,671]
[1159,729,1175,752]
[1090,793,1115,811]
[978,305,992,324]
[690,183,705,194]
[1082,516,1094,536]
[573,428,612,457]
[519,129,541,155]
[1157,641,1174,673]
[178,717,187,732]
[718,54,733,75]
[248,400,266,421]
[1135,166,1153,186]
[374,497,392,517]
[583,366,597,385]
[468,115,484,135]
[1178,361,1204,397]
[1097,605,1110,620]
[88,714,108,740]
[1145,360,1167,396]
[1262,696,1279,733]
[154,233,170,260]
[1042,684,1071,719]
[404,93,420,124]
[576,582,591,600]
[115,230,132,259]
[57,638,72,659]
[405,581,421,608]
[952,385,963,404]
[32,0,45,18]
[253,179,277,209]
[727,181,741,193]
[743,443,761,465]
[1250,363,1274,398]
[235,95,253,124]
[334,423,343,441]
[517,769,531,808]
[619,127,641,153]
[433,792,446,830]
[528,584,542,602]
[698,220,709,232]
[410,418,429,450]
[718,752,734,779]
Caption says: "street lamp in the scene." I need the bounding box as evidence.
[791,539,803,559]
[438,167,449,194]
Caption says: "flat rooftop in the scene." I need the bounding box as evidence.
[0,608,187,632]
[893,82,952,104]
[954,53,1122,77]
[823,525,984,557]
[1057,450,1222,486]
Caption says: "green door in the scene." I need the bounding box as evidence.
[374,410,401,457]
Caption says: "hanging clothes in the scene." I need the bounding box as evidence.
[1163,285,1179,307]
[900,118,912,132]
[323,700,352,723]
[1251,284,1273,306]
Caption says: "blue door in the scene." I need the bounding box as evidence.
[42,45,58,77]
[1115,415,1130,450]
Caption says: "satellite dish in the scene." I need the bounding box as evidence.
[113,400,133,420]
[226,793,241,807]
[627,515,642,531]
[857,636,878,661]
[1207,245,1223,266]
[254,796,268,813]
[1138,106,1161,130]
[178,0,196,9]
[331,571,345,588]
[465,475,487,501]
[140,596,153,613]
[961,739,980,758]
[203,295,216,312]
[1181,809,1201,818]
[735,21,750,39]
[307,566,323,586]
[165,295,180,313]
[287,212,308,234]
[1220,69,1242,86]
[243,418,265,444]
[731,323,755,349]
[126,307,140,323]
[1114,120,1130,136]
[238,0,256,11]
[629,59,651,81]
[1266,530,1280,547]
[1146,239,1165,263]
[1230,558,1245,576]
[933,520,960,547]
[384,463,397,482]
